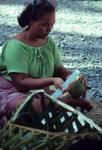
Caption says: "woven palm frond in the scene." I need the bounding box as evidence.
[0,90,102,150]
[0,122,102,150]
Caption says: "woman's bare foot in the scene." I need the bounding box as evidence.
[76,99,93,111]
[60,94,93,112]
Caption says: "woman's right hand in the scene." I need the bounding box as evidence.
[51,77,64,89]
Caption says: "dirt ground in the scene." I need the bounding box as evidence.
[0,0,102,101]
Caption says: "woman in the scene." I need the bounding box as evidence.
[0,0,92,127]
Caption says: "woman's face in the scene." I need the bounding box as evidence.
[29,12,55,39]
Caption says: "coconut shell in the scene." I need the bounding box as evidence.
[68,79,86,98]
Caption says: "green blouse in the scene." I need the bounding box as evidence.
[1,37,62,80]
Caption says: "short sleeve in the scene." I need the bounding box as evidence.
[3,40,29,74]
[50,38,62,68]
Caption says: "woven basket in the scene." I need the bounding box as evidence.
[0,90,102,150]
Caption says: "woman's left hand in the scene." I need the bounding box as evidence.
[78,75,87,98]
[63,75,87,98]
[79,75,87,87]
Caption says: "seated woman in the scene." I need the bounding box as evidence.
[0,0,92,127]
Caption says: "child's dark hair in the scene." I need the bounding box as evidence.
[17,0,55,28]
[67,137,102,150]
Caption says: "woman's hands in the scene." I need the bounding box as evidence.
[51,74,89,99]
[50,76,93,112]
[51,77,64,89]
[51,75,86,93]
[79,75,87,89]
[63,75,87,98]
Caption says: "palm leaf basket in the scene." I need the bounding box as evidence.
[0,90,102,150]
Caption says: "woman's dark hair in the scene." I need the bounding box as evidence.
[17,0,55,28]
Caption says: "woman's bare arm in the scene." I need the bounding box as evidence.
[54,65,72,80]
[10,73,63,92]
